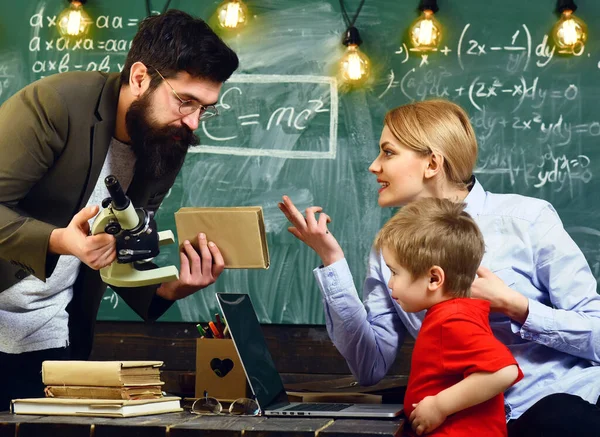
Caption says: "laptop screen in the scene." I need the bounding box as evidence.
[216,293,289,410]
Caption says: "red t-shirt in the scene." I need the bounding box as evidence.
[403,299,523,437]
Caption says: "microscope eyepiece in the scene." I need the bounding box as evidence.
[104,175,130,211]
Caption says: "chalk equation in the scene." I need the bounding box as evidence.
[392,23,596,73]
[380,66,581,114]
[473,109,600,148]
[28,10,137,76]
[476,144,592,198]
[29,12,143,30]
[191,74,338,160]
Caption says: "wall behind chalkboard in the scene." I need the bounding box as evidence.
[1,0,599,323]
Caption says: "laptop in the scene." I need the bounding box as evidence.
[216,292,404,418]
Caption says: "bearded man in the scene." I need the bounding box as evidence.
[0,10,238,408]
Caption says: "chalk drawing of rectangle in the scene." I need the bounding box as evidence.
[188,74,338,160]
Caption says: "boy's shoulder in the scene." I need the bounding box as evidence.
[423,299,493,339]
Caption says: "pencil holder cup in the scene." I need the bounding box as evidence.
[196,338,250,401]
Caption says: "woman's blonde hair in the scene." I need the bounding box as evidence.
[384,99,477,189]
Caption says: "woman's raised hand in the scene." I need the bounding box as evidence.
[278,195,345,266]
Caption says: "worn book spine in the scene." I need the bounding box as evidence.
[44,386,163,400]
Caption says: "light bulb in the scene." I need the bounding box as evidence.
[216,0,249,30]
[57,1,91,38]
[552,9,587,54]
[409,10,442,52]
[340,44,370,84]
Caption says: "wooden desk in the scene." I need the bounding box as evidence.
[0,412,405,437]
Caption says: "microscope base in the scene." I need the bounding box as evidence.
[100,262,179,288]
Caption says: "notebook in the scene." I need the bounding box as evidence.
[10,396,182,417]
[216,293,404,418]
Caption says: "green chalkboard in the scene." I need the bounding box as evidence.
[1,0,599,324]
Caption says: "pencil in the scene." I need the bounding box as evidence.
[215,313,224,334]
[208,321,223,339]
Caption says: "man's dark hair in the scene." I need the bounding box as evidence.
[120,9,239,88]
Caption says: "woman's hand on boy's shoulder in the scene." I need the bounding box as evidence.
[471,266,529,324]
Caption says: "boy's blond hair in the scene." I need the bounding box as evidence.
[374,198,484,298]
[384,99,477,190]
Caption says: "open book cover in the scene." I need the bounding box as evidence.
[11,396,181,418]
[174,206,270,269]
[42,361,163,387]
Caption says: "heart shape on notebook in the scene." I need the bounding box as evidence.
[210,358,234,377]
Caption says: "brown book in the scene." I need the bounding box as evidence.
[174,206,270,269]
[42,361,163,387]
[11,396,181,417]
[44,385,164,400]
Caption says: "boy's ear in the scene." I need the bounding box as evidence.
[424,152,444,180]
[427,265,445,292]
[129,61,150,98]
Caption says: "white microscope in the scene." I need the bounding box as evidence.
[91,175,179,287]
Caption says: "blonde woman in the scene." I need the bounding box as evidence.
[279,100,600,437]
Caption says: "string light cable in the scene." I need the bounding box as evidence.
[145,0,173,17]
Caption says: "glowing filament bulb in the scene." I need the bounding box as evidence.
[561,19,578,45]
[217,0,248,30]
[409,10,442,51]
[67,11,82,35]
[340,44,370,83]
[552,9,587,54]
[58,1,91,37]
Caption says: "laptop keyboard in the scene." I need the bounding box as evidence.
[285,403,353,412]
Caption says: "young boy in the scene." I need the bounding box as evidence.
[374,198,523,436]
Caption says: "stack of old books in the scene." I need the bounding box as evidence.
[10,361,182,417]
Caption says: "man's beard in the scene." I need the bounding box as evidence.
[125,91,199,178]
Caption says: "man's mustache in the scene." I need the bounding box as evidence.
[151,124,198,146]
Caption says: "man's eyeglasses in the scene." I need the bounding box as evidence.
[152,68,219,121]
[191,391,260,416]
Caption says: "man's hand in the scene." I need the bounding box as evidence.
[409,396,447,435]
[156,232,225,300]
[471,266,529,323]
[48,205,116,270]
